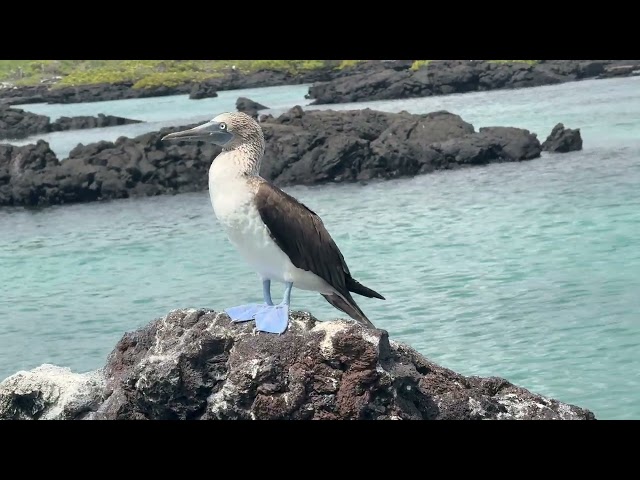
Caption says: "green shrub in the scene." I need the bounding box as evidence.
[0,60,338,88]
[410,60,431,71]
[337,60,363,70]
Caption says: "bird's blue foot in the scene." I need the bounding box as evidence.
[225,279,275,322]
[254,303,290,334]
[225,280,292,334]
[225,303,272,322]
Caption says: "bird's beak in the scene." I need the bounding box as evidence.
[161,120,233,146]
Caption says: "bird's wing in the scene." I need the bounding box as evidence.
[254,180,351,297]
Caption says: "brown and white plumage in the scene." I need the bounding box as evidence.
[254,179,384,327]
[162,111,384,329]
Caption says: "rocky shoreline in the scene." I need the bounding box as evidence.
[0,308,597,420]
[307,60,640,105]
[1,60,638,107]
[0,65,343,106]
[0,105,142,140]
[0,106,582,208]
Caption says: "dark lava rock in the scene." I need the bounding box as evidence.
[0,84,50,106]
[541,123,583,153]
[597,63,640,79]
[51,113,142,131]
[36,82,192,104]
[0,106,50,139]
[0,106,142,140]
[307,60,625,105]
[0,309,597,420]
[236,97,268,118]
[0,106,546,207]
[189,82,219,100]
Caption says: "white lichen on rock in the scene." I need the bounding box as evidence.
[0,364,105,420]
[311,320,351,357]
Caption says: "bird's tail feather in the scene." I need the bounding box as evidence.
[346,277,385,300]
[321,292,377,329]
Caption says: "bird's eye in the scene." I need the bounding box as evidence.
[219,123,227,130]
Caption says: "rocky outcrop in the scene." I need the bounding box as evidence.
[541,123,583,153]
[236,97,268,118]
[0,309,597,420]
[1,107,549,207]
[259,108,541,184]
[0,106,142,140]
[0,66,340,106]
[51,113,142,132]
[189,82,218,100]
[0,106,50,139]
[0,84,50,106]
[307,60,640,104]
[598,64,640,79]
[0,365,105,420]
[0,82,193,106]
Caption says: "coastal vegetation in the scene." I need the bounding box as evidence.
[0,60,543,89]
[0,60,336,89]
[410,60,432,70]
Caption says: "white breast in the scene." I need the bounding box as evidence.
[208,159,333,294]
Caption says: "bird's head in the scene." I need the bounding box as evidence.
[161,111,264,149]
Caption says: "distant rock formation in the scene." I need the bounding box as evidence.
[307,60,640,105]
[0,82,192,106]
[0,309,597,420]
[1,106,551,207]
[0,106,141,140]
[1,60,638,107]
[51,113,142,132]
[235,97,268,118]
[0,67,337,106]
[0,106,50,139]
[542,123,583,153]
[189,82,218,100]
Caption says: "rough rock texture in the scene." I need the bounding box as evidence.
[260,108,541,184]
[0,365,105,420]
[307,60,640,104]
[1,106,548,207]
[598,64,640,79]
[0,106,141,140]
[0,106,50,139]
[0,82,193,106]
[236,97,268,118]
[541,123,583,153]
[189,82,218,100]
[51,113,142,132]
[0,309,597,420]
[0,84,50,106]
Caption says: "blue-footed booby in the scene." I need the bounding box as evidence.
[162,112,385,334]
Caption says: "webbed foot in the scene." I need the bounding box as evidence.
[225,304,272,322]
[254,304,290,334]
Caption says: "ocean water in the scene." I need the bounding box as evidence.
[2,76,640,420]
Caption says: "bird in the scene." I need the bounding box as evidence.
[162,111,385,334]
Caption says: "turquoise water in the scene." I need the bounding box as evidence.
[2,76,640,419]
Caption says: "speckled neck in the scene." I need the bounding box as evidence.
[220,134,266,177]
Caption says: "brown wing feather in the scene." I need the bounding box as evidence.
[255,180,352,298]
